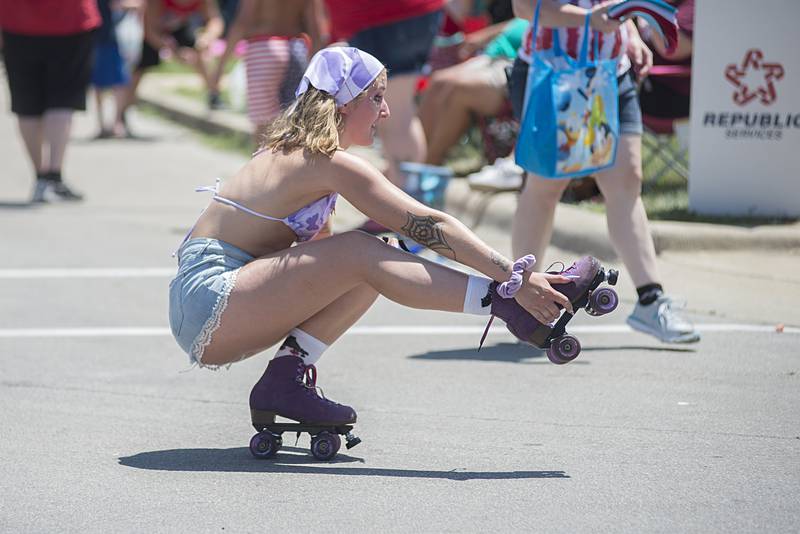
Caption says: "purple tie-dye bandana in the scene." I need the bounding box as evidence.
[295,46,385,107]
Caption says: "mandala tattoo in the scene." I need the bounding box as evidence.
[491,252,510,273]
[401,213,452,254]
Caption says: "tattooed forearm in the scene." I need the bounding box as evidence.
[491,252,511,273]
[401,212,454,254]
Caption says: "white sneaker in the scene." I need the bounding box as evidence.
[31,178,52,203]
[467,157,524,190]
[626,294,701,343]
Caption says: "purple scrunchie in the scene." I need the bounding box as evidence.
[496,254,537,299]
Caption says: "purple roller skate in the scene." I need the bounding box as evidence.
[481,256,618,364]
[248,356,361,461]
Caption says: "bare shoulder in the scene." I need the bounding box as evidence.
[327,150,384,183]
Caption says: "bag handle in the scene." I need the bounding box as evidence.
[529,0,543,57]
[551,11,597,66]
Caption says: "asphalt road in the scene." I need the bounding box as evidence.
[1,92,799,533]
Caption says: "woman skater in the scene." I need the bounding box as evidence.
[169,47,599,429]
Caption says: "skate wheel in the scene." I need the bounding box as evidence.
[310,431,341,461]
[249,431,282,459]
[547,334,581,364]
[588,287,619,315]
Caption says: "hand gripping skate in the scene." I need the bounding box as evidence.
[483,255,619,364]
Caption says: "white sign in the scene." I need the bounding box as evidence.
[689,0,800,217]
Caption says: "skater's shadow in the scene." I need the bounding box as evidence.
[410,342,695,363]
[73,133,161,144]
[0,200,39,209]
[119,447,568,480]
[409,343,587,364]
[581,345,697,353]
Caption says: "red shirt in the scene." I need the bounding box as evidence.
[0,0,100,36]
[325,0,444,42]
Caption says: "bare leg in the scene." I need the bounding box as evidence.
[94,89,107,134]
[378,74,426,188]
[421,68,506,165]
[201,231,469,365]
[119,69,144,124]
[296,284,379,345]
[112,85,129,136]
[594,134,660,287]
[17,116,44,174]
[511,173,570,267]
[42,109,73,173]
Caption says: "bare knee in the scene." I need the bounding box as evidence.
[596,169,643,200]
[521,175,570,204]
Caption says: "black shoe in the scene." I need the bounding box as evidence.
[51,181,84,201]
[208,92,224,110]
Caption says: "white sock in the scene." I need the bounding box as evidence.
[462,275,492,316]
[272,328,328,365]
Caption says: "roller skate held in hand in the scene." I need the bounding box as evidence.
[482,255,619,364]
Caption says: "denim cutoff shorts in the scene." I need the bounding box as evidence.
[169,238,254,365]
[507,57,643,136]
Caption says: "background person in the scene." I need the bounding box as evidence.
[210,0,323,143]
[508,0,699,343]
[121,0,224,119]
[323,0,446,233]
[0,0,100,202]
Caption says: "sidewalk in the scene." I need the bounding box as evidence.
[138,74,800,260]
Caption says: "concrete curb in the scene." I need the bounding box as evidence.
[139,75,800,260]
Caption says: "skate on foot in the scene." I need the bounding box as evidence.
[248,355,360,460]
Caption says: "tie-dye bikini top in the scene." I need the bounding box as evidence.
[195,179,337,243]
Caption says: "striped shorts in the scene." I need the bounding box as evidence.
[245,35,309,128]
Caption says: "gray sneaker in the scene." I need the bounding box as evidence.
[31,178,52,203]
[626,294,700,343]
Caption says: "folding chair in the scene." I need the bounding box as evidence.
[640,64,691,189]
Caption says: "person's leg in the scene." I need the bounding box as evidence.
[93,88,109,136]
[201,231,471,365]
[39,108,83,200]
[595,135,699,342]
[379,73,427,188]
[119,68,144,127]
[422,64,507,165]
[511,173,571,267]
[42,109,74,175]
[418,59,478,140]
[592,134,659,288]
[111,85,129,136]
[295,284,379,345]
[17,116,44,174]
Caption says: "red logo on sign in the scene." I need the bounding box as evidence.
[725,49,784,106]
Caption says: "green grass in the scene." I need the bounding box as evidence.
[137,102,253,156]
[150,58,238,75]
[174,85,230,104]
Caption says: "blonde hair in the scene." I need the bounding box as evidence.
[259,70,387,158]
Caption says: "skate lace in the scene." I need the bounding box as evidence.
[299,363,337,405]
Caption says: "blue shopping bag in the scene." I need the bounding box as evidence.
[515,0,619,178]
